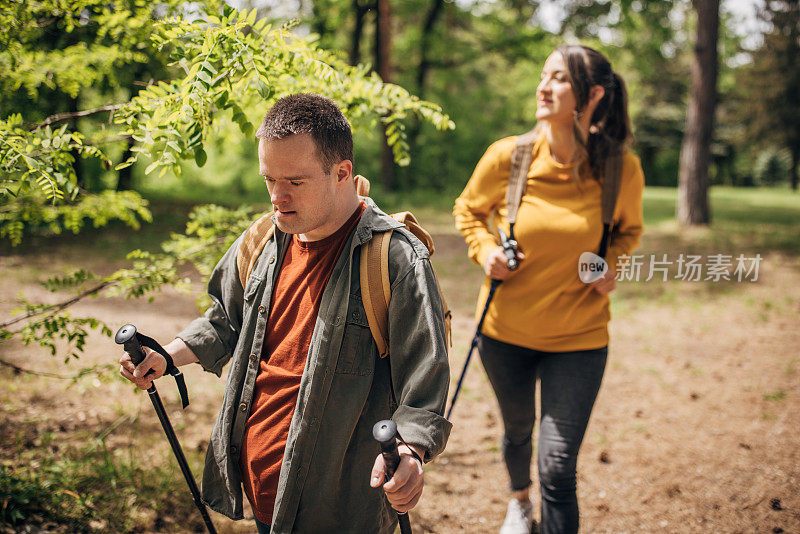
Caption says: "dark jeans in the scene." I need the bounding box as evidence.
[255,517,271,534]
[478,334,607,534]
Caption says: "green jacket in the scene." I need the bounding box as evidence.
[178,199,452,533]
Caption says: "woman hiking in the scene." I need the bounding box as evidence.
[453,44,644,534]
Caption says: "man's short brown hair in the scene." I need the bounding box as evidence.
[255,93,354,172]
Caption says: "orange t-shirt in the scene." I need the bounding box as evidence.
[239,202,365,525]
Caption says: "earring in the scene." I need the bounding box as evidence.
[589,124,600,134]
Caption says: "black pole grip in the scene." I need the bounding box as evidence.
[115,324,156,381]
[373,420,402,480]
[372,420,413,534]
[115,324,146,365]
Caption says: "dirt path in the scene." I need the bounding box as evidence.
[1,228,798,533]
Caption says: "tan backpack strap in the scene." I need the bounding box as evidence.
[387,211,451,349]
[391,212,434,255]
[598,150,623,259]
[237,212,275,290]
[505,129,538,225]
[354,174,371,196]
[601,150,623,226]
[360,230,392,358]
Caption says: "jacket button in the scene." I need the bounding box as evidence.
[268,256,275,264]
[239,402,248,412]
[230,445,238,454]
[258,305,266,314]
[250,353,257,363]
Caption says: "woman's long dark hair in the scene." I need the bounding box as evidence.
[556,44,633,181]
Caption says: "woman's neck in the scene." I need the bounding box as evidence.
[545,122,578,165]
[545,113,593,165]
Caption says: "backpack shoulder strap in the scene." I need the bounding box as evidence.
[237,211,275,290]
[360,229,392,359]
[360,216,453,359]
[505,129,539,225]
[597,150,624,259]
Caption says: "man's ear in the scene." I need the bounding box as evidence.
[335,159,353,184]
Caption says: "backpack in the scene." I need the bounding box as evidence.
[236,175,452,359]
[507,129,623,259]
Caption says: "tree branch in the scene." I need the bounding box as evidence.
[0,280,114,329]
[0,357,115,381]
[32,104,125,131]
[0,357,73,379]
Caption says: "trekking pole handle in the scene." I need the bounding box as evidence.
[373,420,413,534]
[115,324,146,365]
[497,227,519,271]
[373,420,402,479]
[115,324,155,378]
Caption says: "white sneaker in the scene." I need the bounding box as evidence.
[499,498,533,534]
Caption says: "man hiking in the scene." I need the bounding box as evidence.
[119,93,452,533]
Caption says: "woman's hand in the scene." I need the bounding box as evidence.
[483,246,525,280]
[589,268,616,295]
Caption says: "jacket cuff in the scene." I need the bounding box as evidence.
[392,405,452,463]
[177,317,229,377]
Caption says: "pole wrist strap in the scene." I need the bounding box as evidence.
[137,333,190,409]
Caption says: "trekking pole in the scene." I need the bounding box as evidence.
[373,420,413,534]
[446,226,519,420]
[114,324,217,534]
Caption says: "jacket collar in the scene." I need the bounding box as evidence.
[270,196,401,249]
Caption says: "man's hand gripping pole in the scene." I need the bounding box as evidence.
[373,420,413,534]
[115,324,189,408]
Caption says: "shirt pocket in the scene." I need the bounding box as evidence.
[243,273,263,308]
[335,294,376,376]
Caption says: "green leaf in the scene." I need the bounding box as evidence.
[197,71,212,85]
[215,91,229,108]
[255,79,272,100]
[194,148,207,167]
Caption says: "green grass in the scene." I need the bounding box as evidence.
[0,415,207,532]
[641,186,800,254]
[762,390,787,402]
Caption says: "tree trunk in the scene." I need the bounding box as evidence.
[416,0,445,99]
[117,137,135,191]
[349,0,371,65]
[403,0,446,190]
[791,148,799,191]
[677,0,720,225]
[376,0,394,191]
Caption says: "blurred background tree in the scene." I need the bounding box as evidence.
[0,0,454,361]
[734,0,800,191]
[2,0,797,362]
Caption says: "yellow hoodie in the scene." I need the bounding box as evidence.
[453,132,644,352]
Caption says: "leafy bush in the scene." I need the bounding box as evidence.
[753,147,791,186]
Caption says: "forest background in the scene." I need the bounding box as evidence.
[1,0,799,532]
